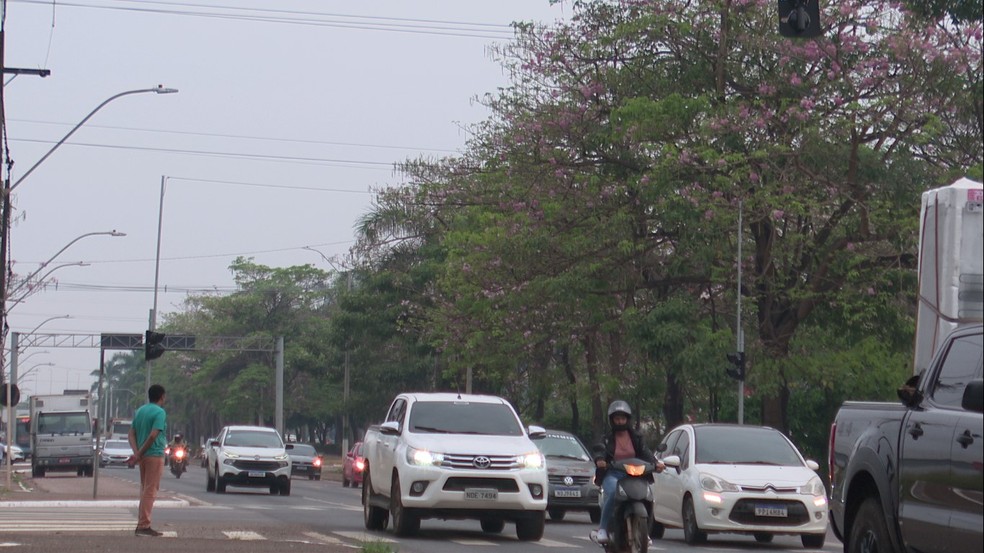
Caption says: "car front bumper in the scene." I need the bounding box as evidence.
[693,491,828,535]
[396,464,548,512]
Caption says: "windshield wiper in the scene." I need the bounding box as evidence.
[548,454,589,461]
[412,426,452,433]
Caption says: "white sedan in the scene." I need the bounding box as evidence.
[2,443,26,463]
[650,423,828,549]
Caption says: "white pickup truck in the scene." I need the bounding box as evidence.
[361,392,549,541]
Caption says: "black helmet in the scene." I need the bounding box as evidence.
[607,400,632,421]
[173,433,183,442]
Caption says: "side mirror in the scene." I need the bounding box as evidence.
[662,455,681,468]
[962,380,984,413]
[805,459,820,471]
[380,421,401,435]
[209,440,220,447]
[527,425,546,439]
[285,443,294,450]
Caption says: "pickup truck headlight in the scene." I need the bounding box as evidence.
[519,451,544,469]
[273,453,289,461]
[407,447,444,466]
[223,452,240,459]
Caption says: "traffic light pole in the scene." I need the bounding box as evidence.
[736,202,744,424]
[147,176,166,391]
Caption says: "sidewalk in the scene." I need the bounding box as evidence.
[0,465,189,507]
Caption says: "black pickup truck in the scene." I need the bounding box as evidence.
[828,324,982,553]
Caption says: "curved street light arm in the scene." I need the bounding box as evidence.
[10,86,178,192]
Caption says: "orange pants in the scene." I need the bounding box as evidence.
[137,456,165,529]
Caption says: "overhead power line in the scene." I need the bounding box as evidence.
[11,0,525,39]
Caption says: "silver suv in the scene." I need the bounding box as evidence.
[206,425,292,495]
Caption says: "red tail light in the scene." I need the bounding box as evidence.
[355,459,365,471]
[313,457,322,467]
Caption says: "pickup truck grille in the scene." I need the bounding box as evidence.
[443,477,520,492]
[231,460,281,472]
[729,499,810,526]
[441,453,520,470]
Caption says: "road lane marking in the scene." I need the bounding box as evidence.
[302,531,343,544]
[223,531,266,540]
[334,531,398,543]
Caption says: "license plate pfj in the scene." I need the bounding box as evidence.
[464,488,498,501]
[754,505,788,517]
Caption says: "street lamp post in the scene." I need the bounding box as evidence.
[9,86,179,192]
[0,85,179,425]
[8,263,88,303]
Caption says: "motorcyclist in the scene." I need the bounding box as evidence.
[167,433,187,465]
[590,400,663,544]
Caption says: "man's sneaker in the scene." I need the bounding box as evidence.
[135,527,163,537]
[590,529,609,544]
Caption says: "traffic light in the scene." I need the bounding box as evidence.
[145,330,166,361]
[726,352,746,381]
[778,0,821,38]
[0,383,20,406]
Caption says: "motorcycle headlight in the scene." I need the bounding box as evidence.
[407,447,444,466]
[624,463,645,477]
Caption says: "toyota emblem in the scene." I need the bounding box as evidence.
[473,456,492,469]
[563,476,574,486]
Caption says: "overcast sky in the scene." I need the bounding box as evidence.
[2,0,568,399]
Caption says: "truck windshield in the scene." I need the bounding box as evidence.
[409,402,524,436]
[37,413,91,435]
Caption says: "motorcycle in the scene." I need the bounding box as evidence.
[592,458,660,553]
[169,445,188,478]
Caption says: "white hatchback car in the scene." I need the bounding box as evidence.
[650,423,828,549]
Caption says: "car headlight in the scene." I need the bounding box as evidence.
[273,453,289,461]
[800,475,826,496]
[223,451,240,459]
[519,451,544,469]
[699,473,740,493]
[407,446,444,466]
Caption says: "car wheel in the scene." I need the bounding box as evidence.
[755,532,774,543]
[516,511,545,541]
[362,468,388,530]
[682,495,706,544]
[216,472,227,494]
[649,519,665,539]
[280,479,292,496]
[480,518,505,533]
[548,508,566,521]
[390,474,420,536]
[590,507,601,524]
[206,469,216,492]
[270,485,278,495]
[314,475,321,481]
[342,476,350,487]
[848,497,888,553]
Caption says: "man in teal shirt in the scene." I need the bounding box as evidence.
[128,384,167,537]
